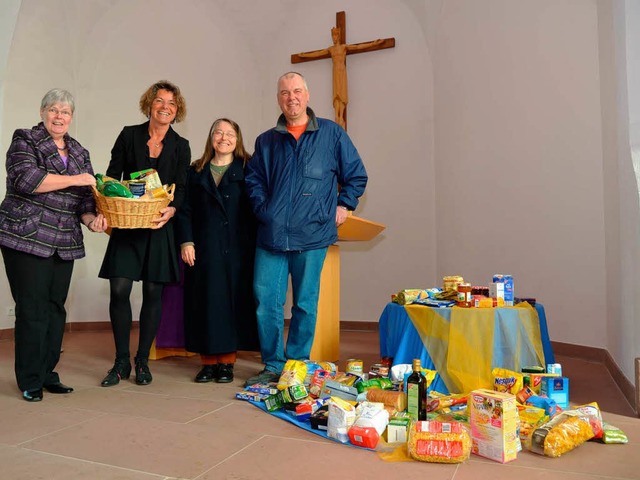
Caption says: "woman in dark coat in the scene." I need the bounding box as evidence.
[99,80,191,386]
[176,118,258,383]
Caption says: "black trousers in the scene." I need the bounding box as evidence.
[1,247,73,391]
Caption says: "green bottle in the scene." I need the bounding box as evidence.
[406,358,426,421]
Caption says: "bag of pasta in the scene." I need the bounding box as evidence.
[529,409,595,457]
[408,420,471,463]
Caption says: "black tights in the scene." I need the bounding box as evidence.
[109,278,163,361]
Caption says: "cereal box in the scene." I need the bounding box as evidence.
[469,389,519,463]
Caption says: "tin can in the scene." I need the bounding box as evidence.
[369,363,389,379]
[128,180,146,198]
[346,359,363,375]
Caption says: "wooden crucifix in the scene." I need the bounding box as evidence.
[291,11,395,130]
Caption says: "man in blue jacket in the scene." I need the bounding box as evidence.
[245,71,368,386]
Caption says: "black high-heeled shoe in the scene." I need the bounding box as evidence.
[101,358,131,387]
[22,389,43,402]
[134,357,152,385]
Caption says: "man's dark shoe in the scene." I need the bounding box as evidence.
[216,364,234,383]
[195,365,218,383]
[22,389,43,402]
[134,357,152,385]
[44,382,74,394]
[101,358,131,387]
[244,368,280,387]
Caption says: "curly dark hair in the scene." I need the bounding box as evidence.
[139,80,187,123]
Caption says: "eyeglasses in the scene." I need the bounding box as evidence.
[213,130,237,139]
[47,107,72,118]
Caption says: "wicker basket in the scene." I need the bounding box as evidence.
[92,184,175,229]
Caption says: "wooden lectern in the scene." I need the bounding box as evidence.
[310,215,385,362]
[150,214,385,362]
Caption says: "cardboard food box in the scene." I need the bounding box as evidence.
[385,413,411,443]
[310,405,329,431]
[320,379,359,402]
[469,389,519,463]
[540,376,569,410]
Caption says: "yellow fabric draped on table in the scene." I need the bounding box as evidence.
[404,302,545,394]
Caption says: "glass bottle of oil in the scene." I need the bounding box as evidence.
[407,358,426,421]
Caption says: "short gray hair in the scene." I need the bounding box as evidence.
[277,72,308,92]
[40,88,75,113]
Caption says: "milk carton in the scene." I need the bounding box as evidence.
[469,389,519,463]
[491,275,514,306]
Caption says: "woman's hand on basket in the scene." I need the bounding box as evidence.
[151,206,176,229]
[89,213,108,233]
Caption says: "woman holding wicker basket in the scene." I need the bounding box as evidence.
[0,88,107,401]
[98,80,190,387]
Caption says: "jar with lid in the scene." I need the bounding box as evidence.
[457,283,472,307]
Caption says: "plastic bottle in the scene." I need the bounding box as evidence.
[406,359,426,421]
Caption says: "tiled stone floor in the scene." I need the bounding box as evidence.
[0,328,637,479]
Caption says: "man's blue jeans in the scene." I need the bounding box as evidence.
[254,247,328,373]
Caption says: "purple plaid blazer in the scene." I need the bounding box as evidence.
[0,123,96,260]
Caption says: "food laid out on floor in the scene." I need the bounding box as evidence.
[235,276,629,464]
[237,358,628,463]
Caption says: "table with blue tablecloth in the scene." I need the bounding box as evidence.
[378,302,554,394]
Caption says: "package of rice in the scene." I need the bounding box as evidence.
[408,421,471,463]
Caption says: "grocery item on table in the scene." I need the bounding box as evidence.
[529,409,595,457]
[392,289,423,305]
[456,283,473,307]
[407,420,471,463]
[442,275,464,291]
[491,274,514,306]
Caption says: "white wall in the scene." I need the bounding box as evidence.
[1,0,638,383]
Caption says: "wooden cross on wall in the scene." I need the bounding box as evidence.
[291,11,395,131]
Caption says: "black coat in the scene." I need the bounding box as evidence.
[176,159,259,354]
[99,122,190,283]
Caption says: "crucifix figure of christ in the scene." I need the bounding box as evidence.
[291,11,395,130]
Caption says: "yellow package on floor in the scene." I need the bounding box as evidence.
[529,410,595,457]
[407,421,471,463]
